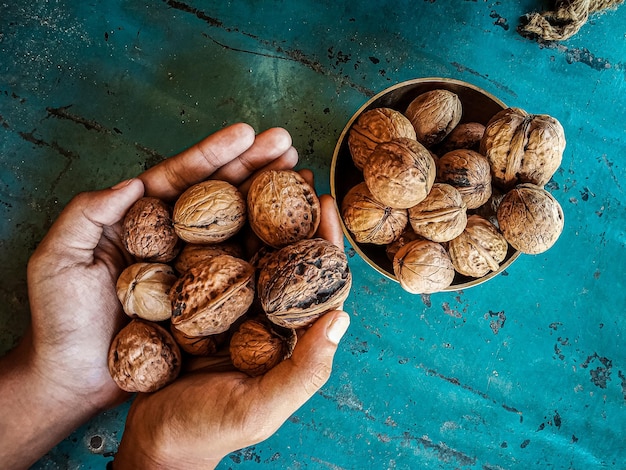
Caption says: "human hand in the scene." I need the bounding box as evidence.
[1,123,298,469]
[112,188,350,469]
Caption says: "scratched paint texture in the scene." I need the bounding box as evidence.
[1,0,625,468]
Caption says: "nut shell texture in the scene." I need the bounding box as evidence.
[408,183,467,243]
[108,319,181,393]
[404,89,462,147]
[122,197,179,262]
[174,242,243,274]
[393,239,455,294]
[363,137,436,209]
[116,262,177,322]
[448,215,508,277]
[170,254,255,336]
[497,183,564,254]
[341,182,408,245]
[348,108,417,171]
[258,238,352,328]
[173,180,246,244]
[247,170,321,248]
[436,149,492,209]
[480,107,566,189]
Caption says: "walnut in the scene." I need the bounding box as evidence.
[408,183,467,243]
[229,317,297,377]
[170,325,228,357]
[393,239,455,294]
[436,149,492,210]
[437,122,486,153]
[174,242,244,274]
[341,182,408,245]
[386,229,423,262]
[122,197,180,262]
[247,170,321,248]
[471,186,506,228]
[258,238,352,328]
[170,254,255,336]
[173,180,246,244]
[348,107,417,171]
[497,183,564,254]
[363,137,436,209]
[480,107,566,189]
[447,215,509,278]
[116,262,177,322]
[108,319,181,393]
[404,89,462,147]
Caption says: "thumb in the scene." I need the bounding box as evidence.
[36,178,145,261]
[258,310,350,421]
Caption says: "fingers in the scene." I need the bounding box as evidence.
[317,194,344,249]
[254,310,350,428]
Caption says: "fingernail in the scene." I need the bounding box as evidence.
[112,178,135,190]
[327,312,350,345]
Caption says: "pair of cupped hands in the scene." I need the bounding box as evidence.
[1,123,350,469]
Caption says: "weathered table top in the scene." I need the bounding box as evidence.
[1,1,625,468]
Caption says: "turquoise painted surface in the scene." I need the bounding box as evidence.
[1,1,625,468]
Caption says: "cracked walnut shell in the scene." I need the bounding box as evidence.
[170,254,255,336]
[108,319,181,393]
[408,183,467,243]
[229,318,297,377]
[122,197,180,262]
[247,170,321,248]
[173,180,246,244]
[258,238,351,328]
[341,182,408,245]
[497,183,564,254]
[404,89,462,147]
[393,239,455,294]
[116,262,177,322]
[348,107,417,171]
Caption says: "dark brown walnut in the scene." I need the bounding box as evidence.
[408,183,467,243]
[341,182,408,245]
[436,149,492,210]
[480,107,566,189]
[173,180,246,244]
[108,319,181,393]
[116,262,177,322]
[348,107,417,171]
[258,238,352,329]
[438,122,486,153]
[247,169,321,248]
[122,197,180,262]
[170,254,255,336]
[447,215,509,278]
[363,137,436,209]
[170,325,229,357]
[497,183,564,254]
[404,89,462,147]
[174,242,244,274]
[393,239,455,294]
[229,317,297,377]
[386,229,422,262]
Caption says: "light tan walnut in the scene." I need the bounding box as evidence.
[497,183,564,254]
[173,180,246,244]
[122,197,180,262]
[108,319,181,393]
[363,137,436,209]
[116,262,177,322]
[447,215,509,278]
[258,238,352,328]
[170,254,255,336]
[408,183,467,243]
[348,107,417,171]
[404,89,462,147]
[341,182,408,245]
[480,107,566,189]
[436,149,492,209]
[247,170,321,248]
[229,317,297,377]
[393,239,455,294]
[174,242,244,274]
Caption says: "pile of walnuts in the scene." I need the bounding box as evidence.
[108,169,352,393]
[342,88,566,294]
